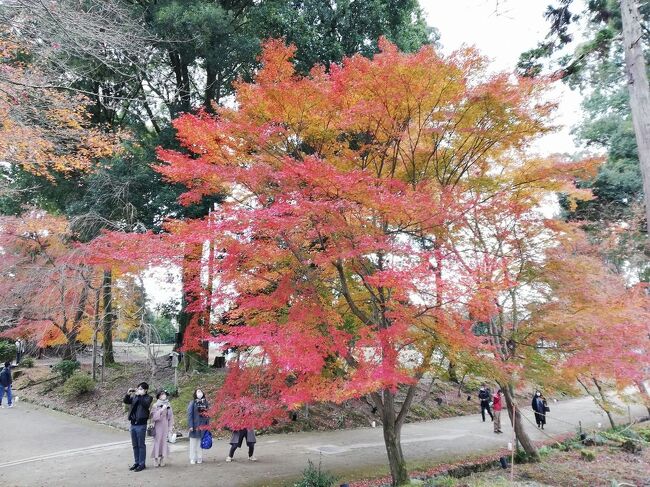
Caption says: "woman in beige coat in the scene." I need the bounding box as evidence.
[151,390,174,467]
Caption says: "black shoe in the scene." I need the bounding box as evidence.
[129,464,138,471]
[134,465,146,472]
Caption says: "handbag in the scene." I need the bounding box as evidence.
[544,405,550,413]
[200,430,213,449]
[167,432,177,444]
[147,424,155,437]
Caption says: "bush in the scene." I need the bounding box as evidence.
[0,341,17,363]
[637,429,650,442]
[20,357,35,368]
[580,449,596,462]
[53,360,80,380]
[293,460,337,487]
[425,476,457,487]
[160,382,179,397]
[62,372,95,398]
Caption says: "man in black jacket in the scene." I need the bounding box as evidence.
[478,383,493,422]
[124,381,152,472]
[0,362,12,408]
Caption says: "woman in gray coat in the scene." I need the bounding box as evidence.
[187,389,209,464]
[226,428,257,462]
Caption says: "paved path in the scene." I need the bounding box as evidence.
[0,397,646,487]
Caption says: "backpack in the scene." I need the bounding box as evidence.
[200,430,213,449]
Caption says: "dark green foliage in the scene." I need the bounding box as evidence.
[254,0,435,74]
[20,357,35,368]
[62,372,96,398]
[151,314,177,344]
[0,341,17,363]
[159,382,179,398]
[293,459,337,487]
[53,360,81,380]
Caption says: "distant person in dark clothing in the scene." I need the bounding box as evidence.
[0,362,12,408]
[532,390,548,429]
[478,383,493,422]
[124,382,153,472]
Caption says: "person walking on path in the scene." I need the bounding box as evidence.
[478,384,493,422]
[226,428,257,462]
[151,390,174,467]
[532,390,548,429]
[492,389,503,433]
[187,388,209,465]
[0,361,13,408]
[123,382,153,472]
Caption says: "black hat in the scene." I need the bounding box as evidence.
[138,382,149,390]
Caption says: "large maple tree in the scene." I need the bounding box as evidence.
[0,211,99,360]
[145,38,602,484]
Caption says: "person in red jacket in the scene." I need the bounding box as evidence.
[492,389,503,433]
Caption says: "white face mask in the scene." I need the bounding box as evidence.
[160,394,167,401]
[536,392,541,397]
[137,388,144,395]
[196,392,204,399]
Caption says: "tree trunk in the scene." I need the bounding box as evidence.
[204,65,218,113]
[176,243,203,352]
[447,360,459,383]
[102,269,115,365]
[501,384,540,461]
[374,390,410,486]
[592,378,616,429]
[63,280,90,362]
[635,380,650,416]
[92,287,101,381]
[620,0,650,228]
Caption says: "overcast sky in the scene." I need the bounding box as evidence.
[421,0,585,154]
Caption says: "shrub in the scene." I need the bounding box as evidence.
[425,475,457,487]
[62,372,95,398]
[53,360,80,380]
[20,357,35,368]
[0,341,17,363]
[637,429,650,442]
[293,460,337,487]
[580,449,596,462]
[160,382,179,397]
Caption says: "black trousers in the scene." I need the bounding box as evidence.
[480,400,493,421]
[229,433,255,458]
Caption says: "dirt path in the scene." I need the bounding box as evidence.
[0,397,646,487]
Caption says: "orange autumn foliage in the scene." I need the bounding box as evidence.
[0,37,117,179]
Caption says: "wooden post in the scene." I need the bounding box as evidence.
[92,329,98,381]
[101,351,105,384]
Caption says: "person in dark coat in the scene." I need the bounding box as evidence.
[226,428,257,462]
[0,362,13,408]
[478,383,493,422]
[187,388,210,464]
[123,381,153,471]
[531,390,548,429]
